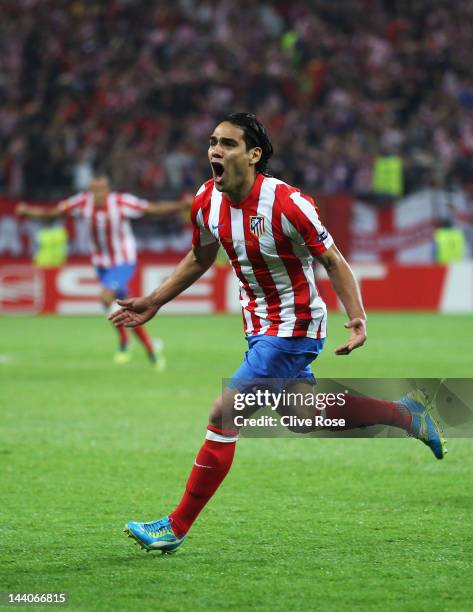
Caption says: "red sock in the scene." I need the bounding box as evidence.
[116,325,129,351]
[169,425,238,538]
[132,325,154,353]
[324,394,412,431]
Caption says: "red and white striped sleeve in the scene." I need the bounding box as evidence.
[279,188,333,256]
[117,193,150,218]
[190,181,218,248]
[57,192,87,217]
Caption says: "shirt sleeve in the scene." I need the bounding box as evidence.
[117,193,150,218]
[281,190,334,256]
[190,183,219,248]
[57,193,87,217]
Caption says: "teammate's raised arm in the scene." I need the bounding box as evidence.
[144,193,194,216]
[315,244,367,355]
[108,242,220,328]
[15,201,65,220]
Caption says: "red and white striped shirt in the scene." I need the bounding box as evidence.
[191,173,334,339]
[59,192,149,267]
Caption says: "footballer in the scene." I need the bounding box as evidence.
[17,175,191,367]
[110,113,446,553]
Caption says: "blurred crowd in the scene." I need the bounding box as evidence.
[1,0,473,200]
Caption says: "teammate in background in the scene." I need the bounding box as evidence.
[17,175,191,367]
[110,113,446,554]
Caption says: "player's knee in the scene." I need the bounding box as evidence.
[209,395,236,429]
[209,395,224,424]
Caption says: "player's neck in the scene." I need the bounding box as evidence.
[224,173,257,204]
[92,195,108,208]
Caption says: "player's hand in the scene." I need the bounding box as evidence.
[108,297,159,328]
[334,318,367,355]
[15,202,29,216]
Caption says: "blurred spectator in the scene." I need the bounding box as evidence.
[1,0,473,200]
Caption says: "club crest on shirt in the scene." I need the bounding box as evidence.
[249,215,265,237]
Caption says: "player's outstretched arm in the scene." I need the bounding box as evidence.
[16,201,64,220]
[316,244,367,355]
[109,242,220,328]
[145,193,194,216]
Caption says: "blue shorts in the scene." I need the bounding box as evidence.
[96,264,136,299]
[228,335,325,391]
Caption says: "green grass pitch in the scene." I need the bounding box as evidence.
[1,313,472,611]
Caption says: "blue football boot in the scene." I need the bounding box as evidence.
[124,516,186,554]
[398,389,447,459]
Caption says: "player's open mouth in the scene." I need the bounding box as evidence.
[211,162,225,184]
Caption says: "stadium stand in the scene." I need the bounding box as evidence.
[1,0,473,200]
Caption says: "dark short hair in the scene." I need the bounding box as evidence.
[220,112,274,176]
